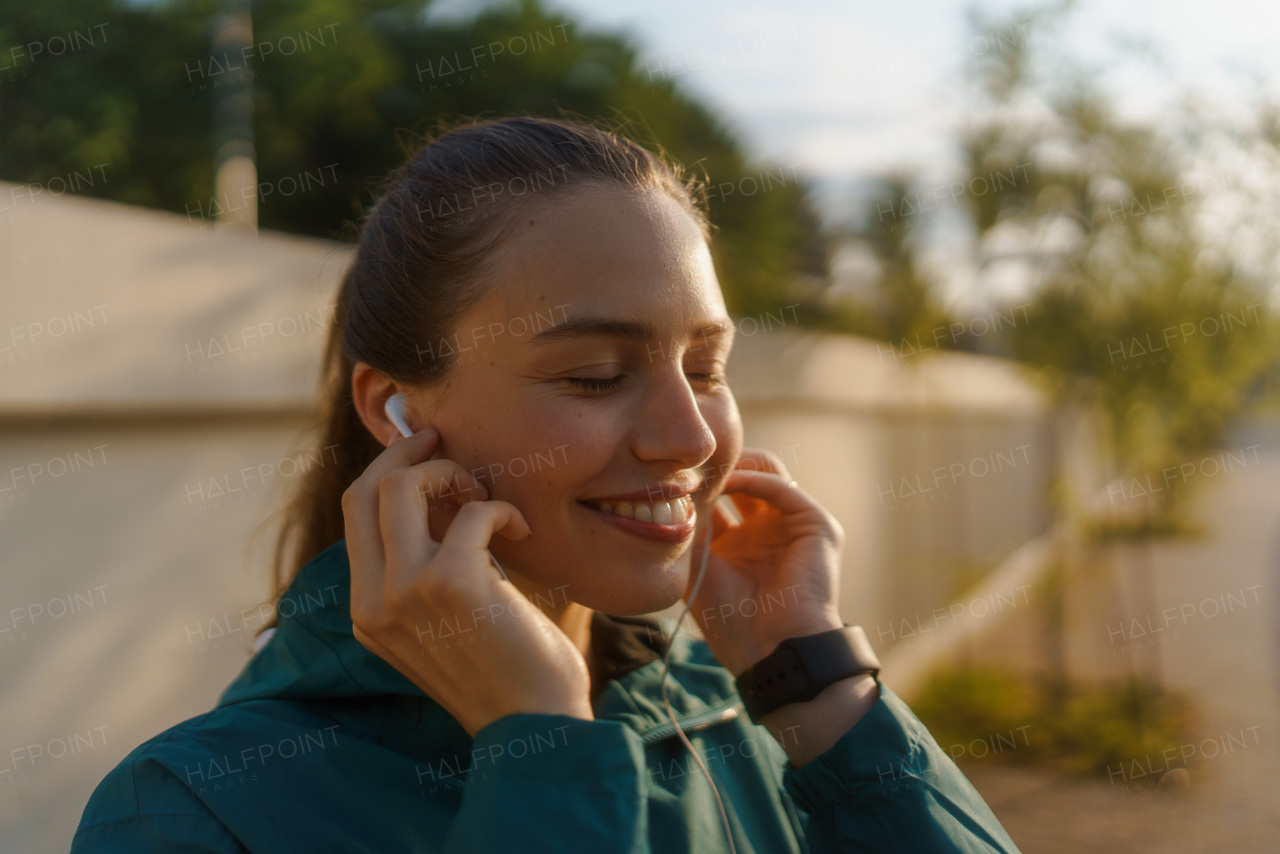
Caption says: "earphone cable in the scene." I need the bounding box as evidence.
[659,521,738,854]
[489,504,736,851]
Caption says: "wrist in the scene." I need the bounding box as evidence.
[737,615,844,674]
[758,672,880,767]
[472,700,594,737]
[734,623,879,723]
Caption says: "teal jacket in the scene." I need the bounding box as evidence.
[72,539,1022,853]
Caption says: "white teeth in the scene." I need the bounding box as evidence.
[589,495,694,526]
[675,500,691,524]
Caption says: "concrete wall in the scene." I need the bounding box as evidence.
[730,395,1058,653]
[0,184,349,851]
[0,417,314,846]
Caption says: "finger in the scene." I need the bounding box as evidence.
[434,500,532,577]
[719,469,819,518]
[380,459,490,583]
[358,427,442,487]
[344,428,441,569]
[735,447,793,482]
[420,467,489,511]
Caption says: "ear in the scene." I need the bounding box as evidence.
[351,362,407,448]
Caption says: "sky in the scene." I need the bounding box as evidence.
[115,0,1280,307]
[424,0,1280,227]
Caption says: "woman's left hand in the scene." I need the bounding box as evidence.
[685,448,846,677]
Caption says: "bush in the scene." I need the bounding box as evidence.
[910,666,1200,778]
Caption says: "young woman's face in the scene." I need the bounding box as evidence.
[415,183,742,615]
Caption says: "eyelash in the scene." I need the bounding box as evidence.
[565,373,727,393]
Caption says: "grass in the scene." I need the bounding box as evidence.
[1083,513,1205,543]
[909,666,1201,778]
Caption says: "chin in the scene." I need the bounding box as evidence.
[570,553,691,616]
[492,526,698,615]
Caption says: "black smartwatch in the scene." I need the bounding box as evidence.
[734,625,881,722]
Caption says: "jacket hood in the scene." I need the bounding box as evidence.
[216,539,744,739]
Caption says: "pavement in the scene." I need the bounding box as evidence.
[954,441,1280,853]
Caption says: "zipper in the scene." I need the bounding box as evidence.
[639,701,744,746]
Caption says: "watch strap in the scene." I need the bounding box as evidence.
[734,625,880,722]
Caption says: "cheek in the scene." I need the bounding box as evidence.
[482,407,616,510]
[703,395,743,485]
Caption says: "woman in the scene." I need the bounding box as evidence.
[72,116,1022,852]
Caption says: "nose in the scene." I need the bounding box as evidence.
[630,366,718,469]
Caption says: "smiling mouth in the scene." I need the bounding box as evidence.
[580,495,696,525]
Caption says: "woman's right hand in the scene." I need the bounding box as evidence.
[341,427,594,736]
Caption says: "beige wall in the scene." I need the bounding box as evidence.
[2,404,1060,850]
[0,185,1063,850]
[731,404,1057,648]
[0,417,319,847]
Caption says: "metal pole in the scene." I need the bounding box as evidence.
[211,0,256,232]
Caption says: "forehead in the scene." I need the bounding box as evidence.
[473,183,723,331]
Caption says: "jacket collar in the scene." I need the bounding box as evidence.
[217,540,743,741]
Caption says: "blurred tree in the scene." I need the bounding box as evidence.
[0,0,828,319]
[829,1,1279,526]
[833,175,956,348]
[956,3,1278,527]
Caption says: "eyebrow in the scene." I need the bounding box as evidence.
[529,315,736,347]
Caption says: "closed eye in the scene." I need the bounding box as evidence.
[564,376,625,392]
[688,372,727,388]
[563,373,727,393]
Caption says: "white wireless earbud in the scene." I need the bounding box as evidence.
[384,392,414,440]
[383,391,510,581]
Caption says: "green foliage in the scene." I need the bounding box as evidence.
[840,175,956,346]
[1083,511,1204,543]
[0,0,826,318]
[911,666,1200,779]
[835,2,1280,525]
[962,7,1280,524]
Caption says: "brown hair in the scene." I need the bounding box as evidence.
[253,115,712,635]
